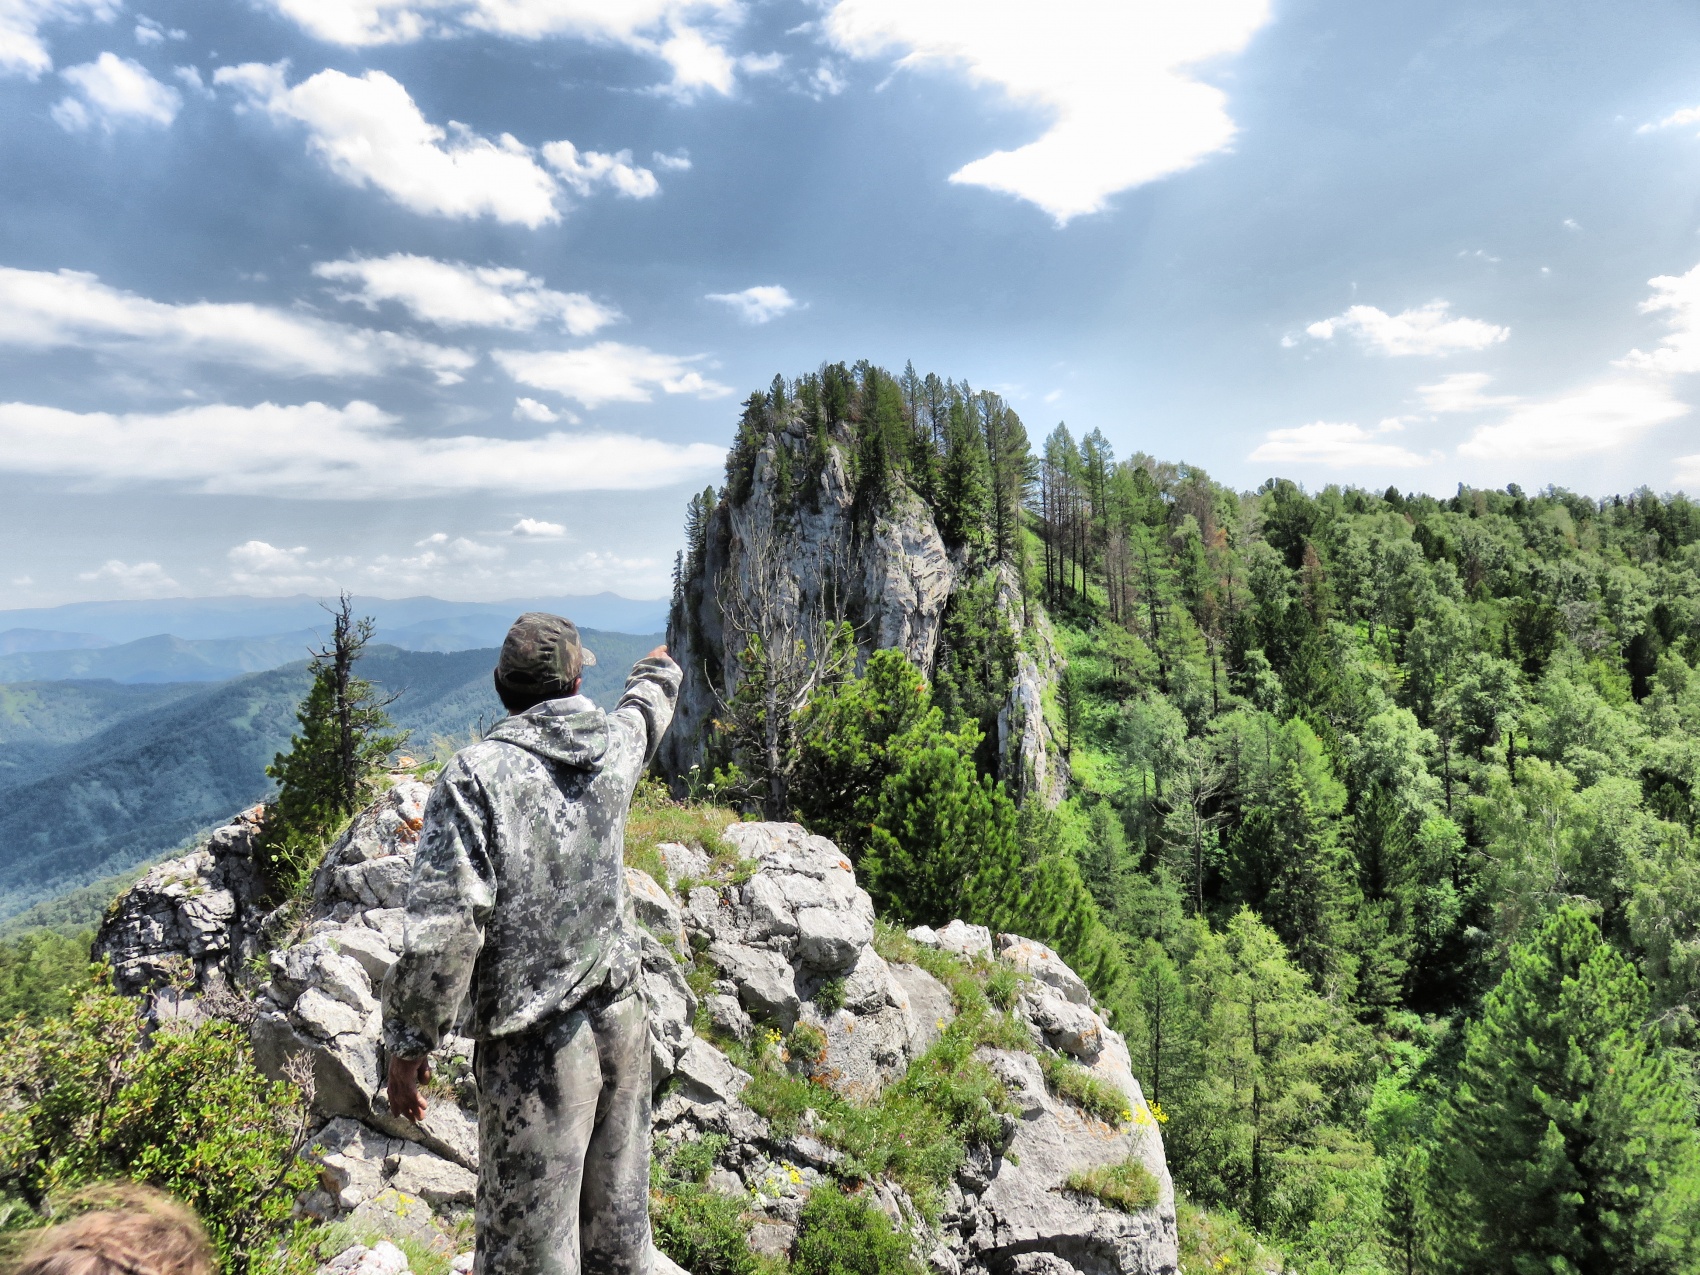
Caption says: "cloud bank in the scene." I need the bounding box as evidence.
[824,0,1272,224]
[0,399,726,496]
[494,341,732,407]
[315,254,621,334]
[216,64,662,227]
[0,265,474,381]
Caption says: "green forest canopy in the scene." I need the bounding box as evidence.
[684,359,1700,1273]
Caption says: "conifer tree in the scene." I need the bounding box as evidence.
[259,595,405,894]
[1429,905,1700,1272]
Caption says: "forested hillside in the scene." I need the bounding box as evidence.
[670,358,1700,1272]
[0,632,658,919]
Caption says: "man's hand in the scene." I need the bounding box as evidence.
[387,1055,431,1123]
[645,645,669,661]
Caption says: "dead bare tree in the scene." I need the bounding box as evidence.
[712,525,855,818]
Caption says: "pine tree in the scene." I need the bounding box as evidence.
[258,595,405,895]
[1429,906,1700,1272]
[860,743,1027,929]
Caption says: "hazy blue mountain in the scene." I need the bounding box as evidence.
[0,631,325,684]
[0,593,669,644]
[0,629,115,655]
[0,631,664,919]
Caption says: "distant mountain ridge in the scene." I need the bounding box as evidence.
[0,592,669,645]
[0,628,664,919]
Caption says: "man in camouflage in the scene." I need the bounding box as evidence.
[381,613,681,1275]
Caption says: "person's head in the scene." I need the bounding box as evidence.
[10,1185,214,1275]
[493,612,598,714]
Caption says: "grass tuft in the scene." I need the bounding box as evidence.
[1039,1054,1129,1126]
[1066,1158,1160,1213]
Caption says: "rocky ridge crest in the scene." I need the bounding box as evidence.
[96,791,1175,1275]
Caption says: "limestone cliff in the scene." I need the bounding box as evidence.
[660,426,1068,806]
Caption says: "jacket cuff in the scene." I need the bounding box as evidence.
[382,1021,436,1061]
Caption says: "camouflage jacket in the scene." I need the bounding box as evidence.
[381,655,681,1058]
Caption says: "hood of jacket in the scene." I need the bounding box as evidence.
[484,694,609,770]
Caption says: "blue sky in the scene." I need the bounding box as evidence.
[4,0,1700,609]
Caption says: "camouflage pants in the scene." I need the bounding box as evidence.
[473,987,653,1275]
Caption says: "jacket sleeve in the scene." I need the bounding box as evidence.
[609,654,682,775]
[381,755,496,1059]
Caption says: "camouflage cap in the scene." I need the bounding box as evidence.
[495,612,597,700]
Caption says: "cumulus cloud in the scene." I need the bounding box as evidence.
[513,396,561,422]
[1618,261,1700,376]
[224,540,331,591]
[0,265,475,382]
[76,557,179,595]
[1,0,118,79]
[258,0,742,97]
[1249,421,1432,469]
[494,341,732,408]
[1458,381,1689,460]
[706,284,800,324]
[1418,372,1519,414]
[217,64,566,227]
[539,140,659,198]
[314,254,621,335]
[53,52,182,131]
[1297,301,1509,357]
[133,15,184,44]
[511,517,564,537]
[0,399,726,496]
[1640,105,1700,134]
[823,0,1272,224]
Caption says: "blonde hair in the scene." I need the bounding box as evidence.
[9,1186,215,1275]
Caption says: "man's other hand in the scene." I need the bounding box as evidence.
[645,645,669,661]
[387,1055,431,1122]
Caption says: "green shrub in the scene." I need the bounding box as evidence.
[1066,1158,1160,1212]
[787,1023,828,1070]
[0,972,317,1271]
[651,1137,756,1275]
[813,978,846,1014]
[793,1185,922,1275]
[1039,1054,1128,1126]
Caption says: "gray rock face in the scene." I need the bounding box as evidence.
[102,792,1177,1275]
[659,431,956,782]
[94,804,269,995]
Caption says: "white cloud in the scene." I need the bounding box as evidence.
[511,516,565,537]
[513,396,559,422]
[54,52,181,131]
[414,531,502,561]
[1249,421,1432,469]
[494,341,732,408]
[823,0,1272,224]
[0,265,475,382]
[540,140,659,198]
[1640,105,1700,134]
[651,149,691,171]
[1620,261,1700,375]
[224,540,332,591]
[1418,372,1519,414]
[134,15,184,44]
[705,284,800,324]
[1299,300,1509,356]
[76,558,179,595]
[0,0,118,79]
[216,63,563,227]
[1458,380,1689,460]
[258,0,742,97]
[314,254,620,335]
[0,398,726,496]
[229,539,308,572]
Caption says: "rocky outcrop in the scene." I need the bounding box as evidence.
[991,564,1070,809]
[93,805,271,995]
[661,431,955,782]
[100,797,1175,1275]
